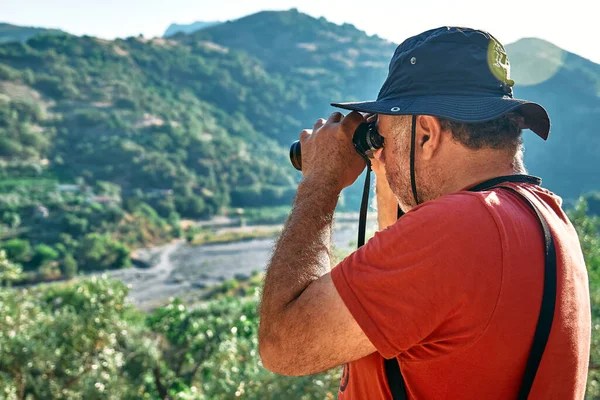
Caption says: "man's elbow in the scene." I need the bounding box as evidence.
[259,332,289,375]
[259,331,305,376]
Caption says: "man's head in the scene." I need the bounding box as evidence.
[376,112,526,210]
[331,26,550,210]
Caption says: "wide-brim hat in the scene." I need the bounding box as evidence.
[332,27,550,139]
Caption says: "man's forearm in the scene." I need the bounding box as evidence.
[260,177,339,332]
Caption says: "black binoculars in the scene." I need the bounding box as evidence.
[289,122,384,171]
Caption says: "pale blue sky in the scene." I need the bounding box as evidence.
[1,0,598,64]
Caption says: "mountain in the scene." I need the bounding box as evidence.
[188,14,600,200]
[507,38,600,198]
[163,21,221,37]
[180,9,395,147]
[0,32,297,211]
[0,23,64,44]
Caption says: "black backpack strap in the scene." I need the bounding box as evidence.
[385,357,407,400]
[383,208,408,400]
[383,176,556,400]
[498,186,557,400]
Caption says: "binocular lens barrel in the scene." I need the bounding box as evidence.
[289,122,383,171]
[290,140,302,171]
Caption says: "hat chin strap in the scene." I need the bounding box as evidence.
[409,115,419,206]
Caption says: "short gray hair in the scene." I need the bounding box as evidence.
[438,112,524,151]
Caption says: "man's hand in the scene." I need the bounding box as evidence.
[370,149,387,179]
[299,111,366,192]
[372,147,399,230]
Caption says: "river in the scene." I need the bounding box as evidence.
[108,221,368,310]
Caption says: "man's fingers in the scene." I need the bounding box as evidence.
[327,112,344,124]
[373,148,383,160]
[313,118,326,131]
[360,112,376,122]
[299,129,312,143]
[366,113,377,123]
[340,111,366,136]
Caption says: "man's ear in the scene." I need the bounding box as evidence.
[416,115,443,160]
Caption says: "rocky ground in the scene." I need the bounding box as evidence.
[108,221,363,310]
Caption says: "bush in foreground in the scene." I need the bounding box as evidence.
[0,261,340,399]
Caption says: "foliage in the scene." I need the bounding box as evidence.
[60,253,78,279]
[76,233,131,272]
[569,198,600,399]
[0,272,340,399]
[190,227,280,246]
[0,250,22,285]
[1,239,31,264]
[30,244,59,268]
[0,276,150,399]
[238,206,291,225]
[0,170,182,280]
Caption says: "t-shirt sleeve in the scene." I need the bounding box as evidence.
[331,193,503,359]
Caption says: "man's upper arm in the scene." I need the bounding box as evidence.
[261,193,502,375]
[259,272,377,376]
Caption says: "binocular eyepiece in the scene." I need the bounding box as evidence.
[289,122,384,171]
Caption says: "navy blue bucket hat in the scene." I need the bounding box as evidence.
[332,27,550,139]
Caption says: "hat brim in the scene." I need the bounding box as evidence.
[331,95,550,140]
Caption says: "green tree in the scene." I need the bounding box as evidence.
[59,253,78,279]
[77,233,131,271]
[1,238,31,264]
[64,214,89,237]
[30,244,59,268]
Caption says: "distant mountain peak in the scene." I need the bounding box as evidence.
[507,37,600,88]
[217,8,371,37]
[0,22,65,44]
[163,21,222,38]
[508,37,566,57]
[179,8,395,74]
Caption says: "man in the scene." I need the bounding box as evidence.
[258,27,590,399]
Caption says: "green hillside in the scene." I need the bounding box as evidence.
[185,9,394,144]
[0,22,63,44]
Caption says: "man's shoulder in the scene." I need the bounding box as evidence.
[406,183,553,222]
[392,185,545,242]
[383,190,499,248]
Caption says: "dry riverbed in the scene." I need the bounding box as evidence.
[108,220,367,310]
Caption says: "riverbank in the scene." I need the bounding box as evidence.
[188,224,282,245]
[110,219,366,311]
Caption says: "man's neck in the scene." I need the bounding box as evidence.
[438,153,523,196]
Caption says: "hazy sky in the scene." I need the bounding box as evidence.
[2,0,598,64]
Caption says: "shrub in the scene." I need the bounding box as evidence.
[1,238,31,263]
[30,244,59,268]
[59,254,78,279]
[77,233,131,271]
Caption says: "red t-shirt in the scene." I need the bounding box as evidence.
[331,182,590,399]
